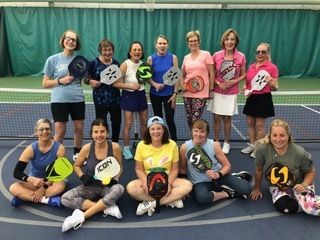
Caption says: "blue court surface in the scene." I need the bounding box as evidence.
[0,140,319,240]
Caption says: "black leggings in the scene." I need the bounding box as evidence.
[150,93,177,142]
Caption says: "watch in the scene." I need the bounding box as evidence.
[43,184,49,189]
[218,171,223,178]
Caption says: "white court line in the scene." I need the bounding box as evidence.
[302,105,320,114]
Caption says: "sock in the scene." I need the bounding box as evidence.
[74,147,81,155]
[41,196,49,204]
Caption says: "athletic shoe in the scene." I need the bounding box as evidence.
[222,142,230,154]
[11,196,26,206]
[103,204,123,219]
[62,209,85,232]
[250,150,256,159]
[221,185,247,199]
[136,200,156,216]
[48,195,62,207]
[73,153,86,165]
[231,171,253,182]
[166,199,184,209]
[123,146,133,160]
[241,144,255,154]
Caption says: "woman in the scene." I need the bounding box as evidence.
[207,29,246,154]
[42,29,85,162]
[241,43,279,158]
[9,118,66,207]
[61,118,124,232]
[86,38,121,143]
[147,35,179,142]
[113,41,148,160]
[179,119,252,204]
[180,30,214,129]
[250,119,320,216]
[126,116,192,216]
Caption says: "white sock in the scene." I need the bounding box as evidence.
[41,196,49,204]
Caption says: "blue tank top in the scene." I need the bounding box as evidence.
[185,139,222,185]
[29,140,60,178]
[150,52,175,96]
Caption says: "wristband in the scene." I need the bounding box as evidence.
[22,174,29,182]
[57,78,62,85]
[218,171,223,178]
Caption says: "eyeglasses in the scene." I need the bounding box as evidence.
[256,50,267,55]
[64,36,77,43]
[188,40,199,43]
[37,127,51,132]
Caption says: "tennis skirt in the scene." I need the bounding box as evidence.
[207,93,238,116]
[243,92,275,118]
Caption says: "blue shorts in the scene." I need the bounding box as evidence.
[120,90,148,112]
[51,102,85,122]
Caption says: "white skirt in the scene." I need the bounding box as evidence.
[207,93,238,116]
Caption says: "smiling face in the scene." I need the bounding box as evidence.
[35,122,52,141]
[223,32,236,51]
[255,44,270,63]
[91,124,108,144]
[187,35,200,51]
[129,43,143,63]
[63,31,78,51]
[270,126,290,152]
[149,123,164,142]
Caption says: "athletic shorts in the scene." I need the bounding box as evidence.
[243,92,275,118]
[51,102,85,122]
[120,90,148,112]
[207,93,238,116]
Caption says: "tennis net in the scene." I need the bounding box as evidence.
[0,88,319,142]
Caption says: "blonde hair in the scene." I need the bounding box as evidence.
[186,30,201,43]
[258,42,272,61]
[258,119,293,145]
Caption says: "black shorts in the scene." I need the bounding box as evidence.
[51,102,85,122]
[243,93,275,118]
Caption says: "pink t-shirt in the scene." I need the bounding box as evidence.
[245,60,278,95]
[181,50,213,98]
[213,49,246,95]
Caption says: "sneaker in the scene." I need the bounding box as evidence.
[62,209,85,232]
[166,199,184,209]
[241,143,255,154]
[222,142,230,154]
[232,171,253,182]
[250,150,256,159]
[136,200,156,216]
[48,195,62,207]
[103,204,123,219]
[123,146,133,160]
[11,196,26,206]
[221,185,247,199]
[73,153,87,165]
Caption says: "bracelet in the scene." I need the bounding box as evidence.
[218,171,223,178]
[209,89,214,92]
[301,182,308,190]
[57,78,62,85]
[173,92,178,95]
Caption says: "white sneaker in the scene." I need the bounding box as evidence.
[73,153,87,165]
[166,199,184,209]
[136,200,156,216]
[241,144,255,154]
[222,142,230,154]
[250,150,256,159]
[103,204,123,219]
[62,209,85,232]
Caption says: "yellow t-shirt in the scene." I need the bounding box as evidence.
[134,139,178,174]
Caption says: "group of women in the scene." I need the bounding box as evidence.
[8,28,320,233]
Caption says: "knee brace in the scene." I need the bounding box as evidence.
[274,196,299,214]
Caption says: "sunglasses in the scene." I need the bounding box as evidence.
[64,36,77,43]
[256,50,267,55]
[37,127,51,132]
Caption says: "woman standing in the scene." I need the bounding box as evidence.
[42,29,85,161]
[113,41,148,160]
[242,43,279,158]
[251,119,320,216]
[86,39,121,143]
[10,118,66,207]
[61,118,124,232]
[207,29,246,154]
[126,116,192,216]
[180,30,214,129]
[147,35,179,142]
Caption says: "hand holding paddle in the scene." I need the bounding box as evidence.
[244,70,270,98]
[94,156,121,186]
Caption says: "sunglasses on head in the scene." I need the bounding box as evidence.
[256,50,267,55]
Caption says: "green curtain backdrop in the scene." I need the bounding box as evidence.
[0,7,11,77]
[2,7,320,77]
